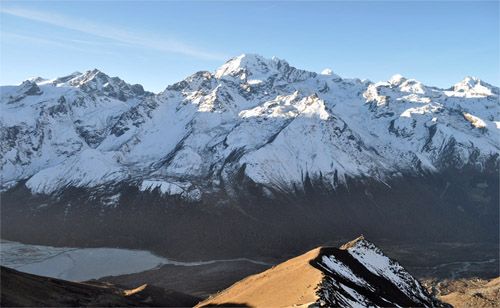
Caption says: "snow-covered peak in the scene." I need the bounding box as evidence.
[33,70,150,101]
[339,235,368,249]
[314,237,444,307]
[27,76,48,84]
[215,53,283,79]
[165,70,215,94]
[455,76,481,89]
[68,68,109,86]
[214,54,318,90]
[66,69,127,92]
[399,79,427,94]
[321,68,334,76]
[452,76,496,97]
[1,80,43,102]
[388,74,407,86]
[45,72,82,86]
[386,75,428,94]
[42,69,151,101]
[18,80,43,96]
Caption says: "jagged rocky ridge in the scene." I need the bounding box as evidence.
[197,236,447,307]
[314,237,446,307]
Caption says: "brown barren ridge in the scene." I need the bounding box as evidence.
[197,247,324,307]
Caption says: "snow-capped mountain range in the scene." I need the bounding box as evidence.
[1,54,499,201]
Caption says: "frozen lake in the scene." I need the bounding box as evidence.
[0,240,270,281]
[0,240,169,281]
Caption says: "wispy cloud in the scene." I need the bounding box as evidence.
[0,7,227,60]
[1,32,118,56]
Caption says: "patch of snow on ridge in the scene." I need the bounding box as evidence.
[165,147,204,176]
[338,284,369,308]
[344,238,429,302]
[321,255,370,287]
[463,112,487,129]
[247,79,263,85]
[300,95,330,120]
[139,180,202,201]
[140,180,188,195]
[239,93,329,120]
[363,84,388,106]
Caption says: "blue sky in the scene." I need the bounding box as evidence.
[1,1,498,92]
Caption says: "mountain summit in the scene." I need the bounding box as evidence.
[197,237,447,307]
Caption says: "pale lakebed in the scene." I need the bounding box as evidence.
[0,239,269,281]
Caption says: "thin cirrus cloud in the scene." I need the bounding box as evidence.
[2,32,119,56]
[0,6,227,61]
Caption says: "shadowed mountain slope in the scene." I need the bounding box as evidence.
[0,266,199,307]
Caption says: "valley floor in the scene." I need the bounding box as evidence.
[423,277,500,308]
[0,240,271,298]
[1,239,499,307]
[1,239,498,301]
